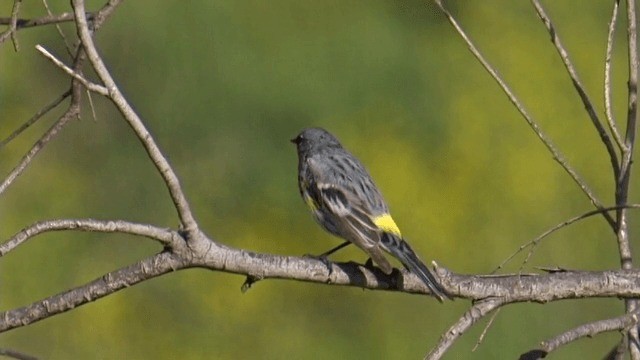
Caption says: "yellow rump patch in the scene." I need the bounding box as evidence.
[373,214,401,236]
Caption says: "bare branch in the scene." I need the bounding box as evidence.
[617,0,639,234]
[41,0,74,57]
[520,206,640,272]
[35,45,108,95]
[605,0,625,149]
[10,0,21,50]
[624,0,639,156]
[0,0,122,196]
[0,0,23,49]
[193,241,640,302]
[531,0,621,178]
[0,89,71,149]
[0,218,184,256]
[433,0,616,228]
[0,252,187,333]
[616,0,640,356]
[472,307,501,352]
[0,12,84,28]
[425,299,504,360]
[1,3,636,359]
[5,241,640,334]
[521,310,640,358]
[629,321,640,359]
[0,348,38,360]
[609,335,629,360]
[0,98,80,196]
[71,0,199,234]
[493,204,640,274]
[86,88,98,121]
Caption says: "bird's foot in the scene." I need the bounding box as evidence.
[303,253,334,275]
[364,257,376,271]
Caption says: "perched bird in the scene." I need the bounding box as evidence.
[291,127,449,301]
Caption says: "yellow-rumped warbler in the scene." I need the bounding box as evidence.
[291,127,449,301]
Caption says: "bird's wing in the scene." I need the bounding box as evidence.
[308,157,392,274]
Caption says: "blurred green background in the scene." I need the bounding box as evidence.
[1,1,638,358]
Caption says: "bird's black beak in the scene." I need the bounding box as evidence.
[290,135,300,144]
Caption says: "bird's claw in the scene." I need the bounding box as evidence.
[303,253,334,275]
[364,257,375,270]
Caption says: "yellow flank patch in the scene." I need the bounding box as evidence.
[373,214,401,236]
[303,193,318,211]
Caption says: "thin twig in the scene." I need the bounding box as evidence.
[0,0,122,196]
[41,0,74,57]
[0,89,71,149]
[624,0,638,156]
[433,0,616,229]
[425,299,504,360]
[531,0,621,179]
[492,204,640,274]
[86,88,98,121]
[35,45,108,95]
[605,0,625,149]
[10,0,21,50]
[0,12,85,28]
[472,307,502,352]
[71,0,199,234]
[0,41,87,194]
[0,0,23,50]
[0,218,184,256]
[0,102,80,196]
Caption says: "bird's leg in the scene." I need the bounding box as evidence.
[303,241,351,274]
[303,241,351,260]
[319,241,351,257]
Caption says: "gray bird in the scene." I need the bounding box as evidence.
[291,127,449,301]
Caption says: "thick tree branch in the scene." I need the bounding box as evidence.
[4,225,640,334]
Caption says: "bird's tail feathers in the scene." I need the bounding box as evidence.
[380,233,450,302]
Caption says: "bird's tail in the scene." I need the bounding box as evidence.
[380,233,450,302]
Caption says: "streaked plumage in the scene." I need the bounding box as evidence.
[291,127,449,301]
